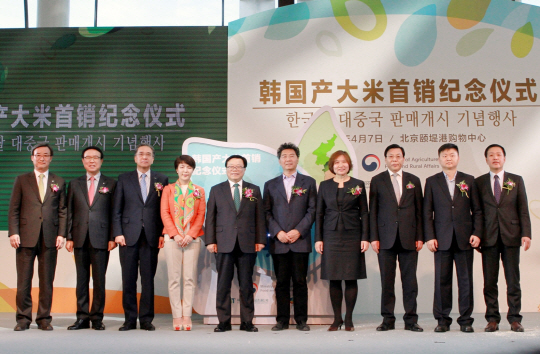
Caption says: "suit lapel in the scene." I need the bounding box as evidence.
[42,173,56,203]
[436,172,453,202]
[28,172,41,202]
[92,175,110,207]
[276,175,288,203]
[130,170,144,203]
[483,174,497,205]
[238,181,249,214]
[401,172,411,204]
[382,171,399,205]
[453,172,464,202]
[498,172,507,205]
[79,176,91,207]
[222,181,237,213]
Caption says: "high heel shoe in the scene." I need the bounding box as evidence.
[173,318,182,331]
[183,317,192,331]
[328,320,344,331]
[344,321,355,331]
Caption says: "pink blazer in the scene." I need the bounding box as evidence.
[160,183,206,239]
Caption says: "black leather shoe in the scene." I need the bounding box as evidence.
[376,323,395,331]
[240,321,258,332]
[434,325,449,332]
[404,323,424,332]
[296,322,310,331]
[271,322,289,331]
[140,322,155,331]
[511,322,524,332]
[38,323,53,331]
[119,322,137,331]
[14,323,30,331]
[460,325,474,333]
[92,320,106,330]
[68,319,90,330]
[485,321,499,332]
[214,322,232,332]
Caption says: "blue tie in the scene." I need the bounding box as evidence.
[494,175,501,204]
[141,173,147,202]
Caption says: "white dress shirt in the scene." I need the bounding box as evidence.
[283,172,297,202]
[34,169,49,188]
[228,179,243,199]
[490,170,505,195]
[443,171,456,198]
[86,172,101,194]
[388,169,403,191]
[137,169,151,196]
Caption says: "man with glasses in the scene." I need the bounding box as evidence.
[65,146,117,330]
[8,143,67,331]
[112,144,168,331]
[205,155,266,332]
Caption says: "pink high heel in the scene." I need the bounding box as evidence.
[184,317,192,331]
[173,318,182,331]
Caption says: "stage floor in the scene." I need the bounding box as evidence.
[1,313,540,354]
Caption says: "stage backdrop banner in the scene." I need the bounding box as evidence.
[0,26,227,313]
[228,0,540,315]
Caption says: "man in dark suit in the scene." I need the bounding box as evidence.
[65,146,117,330]
[8,143,67,331]
[424,143,483,333]
[263,143,316,331]
[205,155,266,332]
[369,144,423,332]
[475,144,531,333]
[112,143,168,331]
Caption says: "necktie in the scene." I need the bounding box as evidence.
[38,173,45,202]
[233,183,241,211]
[141,173,148,202]
[88,176,95,205]
[494,175,501,203]
[392,173,401,203]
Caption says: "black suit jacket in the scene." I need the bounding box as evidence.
[205,180,267,254]
[475,172,531,247]
[112,170,168,247]
[315,177,369,242]
[263,173,317,254]
[8,171,67,248]
[369,171,423,250]
[67,174,117,249]
[423,171,483,251]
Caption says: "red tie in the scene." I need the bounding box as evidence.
[89,176,95,205]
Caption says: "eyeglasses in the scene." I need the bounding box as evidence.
[226,166,245,171]
[33,154,51,159]
[83,156,101,161]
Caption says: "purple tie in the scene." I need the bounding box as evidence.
[494,175,501,203]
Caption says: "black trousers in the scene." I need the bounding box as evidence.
[74,236,110,322]
[119,229,159,324]
[272,251,309,324]
[377,235,418,325]
[15,229,57,325]
[433,236,474,327]
[215,241,256,324]
[482,234,522,324]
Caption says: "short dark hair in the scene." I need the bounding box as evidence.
[135,143,155,156]
[225,154,247,168]
[384,144,405,157]
[31,143,54,156]
[81,146,104,159]
[174,155,196,170]
[484,144,506,157]
[438,143,459,156]
[277,142,300,158]
[328,150,352,174]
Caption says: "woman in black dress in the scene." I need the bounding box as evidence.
[315,150,369,331]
